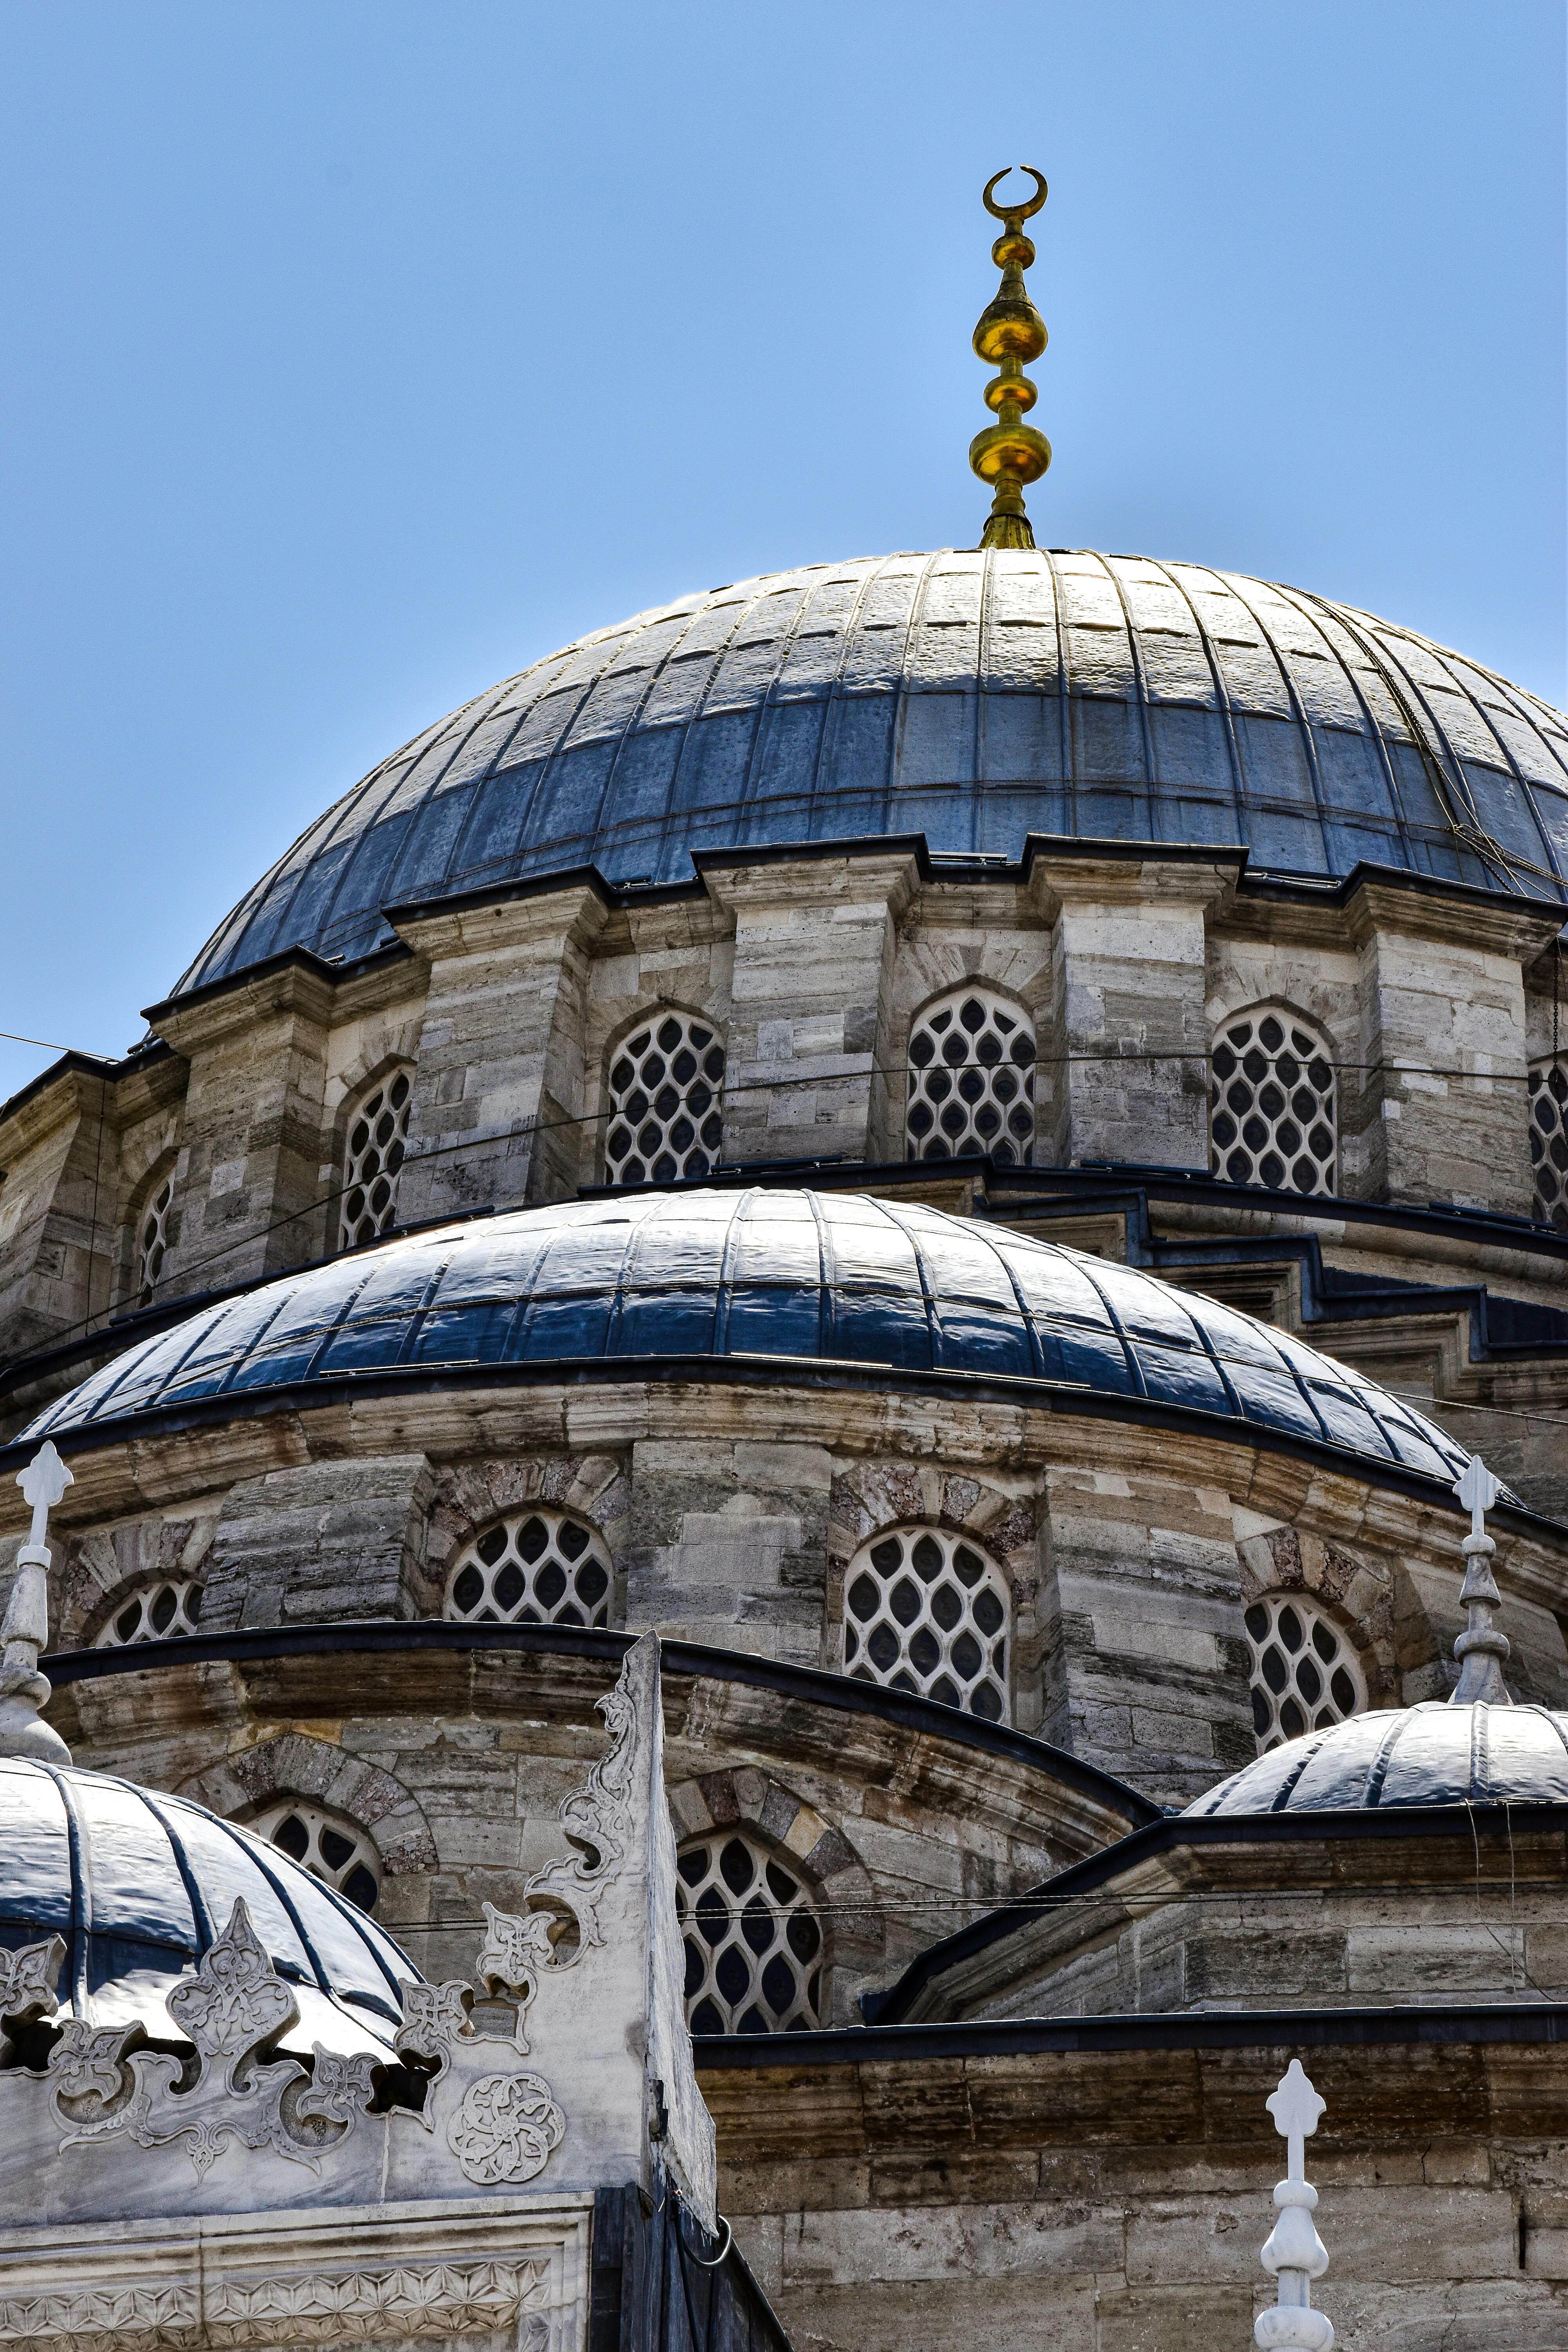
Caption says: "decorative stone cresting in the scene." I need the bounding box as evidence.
[1255,2058,1333,2351]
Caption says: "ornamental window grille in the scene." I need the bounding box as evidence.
[1209,1009,1336,1195]
[677,1831,822,2035]
[339,1070,412,1250]
[137,1174,173,1302]
[843,1526,1010,1722]
[604,1012,725,1186]
[251,1797,381,1914]
[905,987,1035,1165]
[93,1576,204,1648]
[1244,1592,1365,1752]
[443,1508,613,1629]
[1528,1062,1568,1229]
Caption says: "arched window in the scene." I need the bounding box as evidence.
[906,987,1035,1165]
[250,1797,381,1914]
[1528,1062,1568,1228]
[843,1526,1010,1722]
[1244,1592,1365,1752]
[339,1069,412,1250]
[1209,1009,1336,1194]
[93,1575,204,1648]
[604,1011,724,1187]
[677,1829,822,2035]
[136,1172,173,1304]
[443,1507,613,1629]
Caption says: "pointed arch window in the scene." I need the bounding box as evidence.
[677,1829,822,2034]
[1244,1592,1365,1752]
[605,1011,725,1186]
[136,1172,173,1303]
[443,1507,613,1629]
[250,1797,381,1914]
[1528,1061,1568,1228]
[842,1524,1011,1722]
[1209,1009,1336,1195]
[339,1069,412,1250]
[906,987,1035,1165]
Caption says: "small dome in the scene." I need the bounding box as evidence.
[174,550,1568,997]
[1184,1700,1568,1815]
[24,1190,1470,1490]
[0,1757,415,2052]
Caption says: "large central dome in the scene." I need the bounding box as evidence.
[177,548,1568,996]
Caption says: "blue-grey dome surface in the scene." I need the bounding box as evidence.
[174,550,1568,996]
[1184,1700,1568,1815]
[26,1190,1469,1489]
[0,1757,415,2052]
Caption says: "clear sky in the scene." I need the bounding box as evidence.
[1,0,1563,1103]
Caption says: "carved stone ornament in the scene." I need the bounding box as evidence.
[48,1901,380,2181]
[0,2257,559,2350]
[519,1667,638,1953]
[448,2071,566,2187]
[0,1931,65,2064]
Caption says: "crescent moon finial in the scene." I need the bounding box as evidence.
[982,165,1047,222]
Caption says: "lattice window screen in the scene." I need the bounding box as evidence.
[605,1012,725,1186]
[1243,1592,1365,1752]
[1209,1009,1336,1194]
[1528,1062,1568,1229]
[138,1175,173,1301]
[677,1831,822,2034]
[93,1577,204,1648]
[843,1526,1010,1722]
[251,1798,381,1914]
[340,1071,412,1250]
[444,1509,613,1628]
[905,987,1035,1165]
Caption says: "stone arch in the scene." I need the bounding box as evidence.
[424,1455,631,1617]
[179,1732,436,1879]
[58,1511,216,1650]
[666,1767,880,2025]
[121,1147,181,1310]
[1235,1523,1397,1706]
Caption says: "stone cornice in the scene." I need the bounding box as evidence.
[1343,874,1566,960]
[700,846,923,923]
[388,878,609,964]
[147,958,340,1056]
[1025,848,1242,922]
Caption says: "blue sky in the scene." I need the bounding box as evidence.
[1,0,1563,1101]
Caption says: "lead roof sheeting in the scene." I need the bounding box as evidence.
[25,1193,1473,1493]
[0,1761,414,2046]
[171,553,1568,996]
[1183,1702,1568,1815]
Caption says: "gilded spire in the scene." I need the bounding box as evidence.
[969,167,1051,551]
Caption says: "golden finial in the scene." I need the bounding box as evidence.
[970,166,1051,551]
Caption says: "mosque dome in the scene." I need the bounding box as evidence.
[1183,1699,1568,1815]
[0,1755,415,2052]
[24,1189,1471,1491]
[174,549,1568,998]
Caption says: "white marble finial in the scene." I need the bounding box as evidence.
[16,1441,72,1552]
[1448,1452,1511,1706]
[0,1444,73,1763]
[1255,2059,1333,2352]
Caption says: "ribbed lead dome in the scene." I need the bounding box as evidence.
[24,1190,1471,1492]
[0,1757,415,2052]
[1184,1700,1568,1814]
[176,550,1568,996]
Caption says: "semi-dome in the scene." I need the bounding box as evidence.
[0,1755,415,2051]
[23,1189,1471,1490]
[1184,1699,1568,1815]
[174,550,1568,997]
